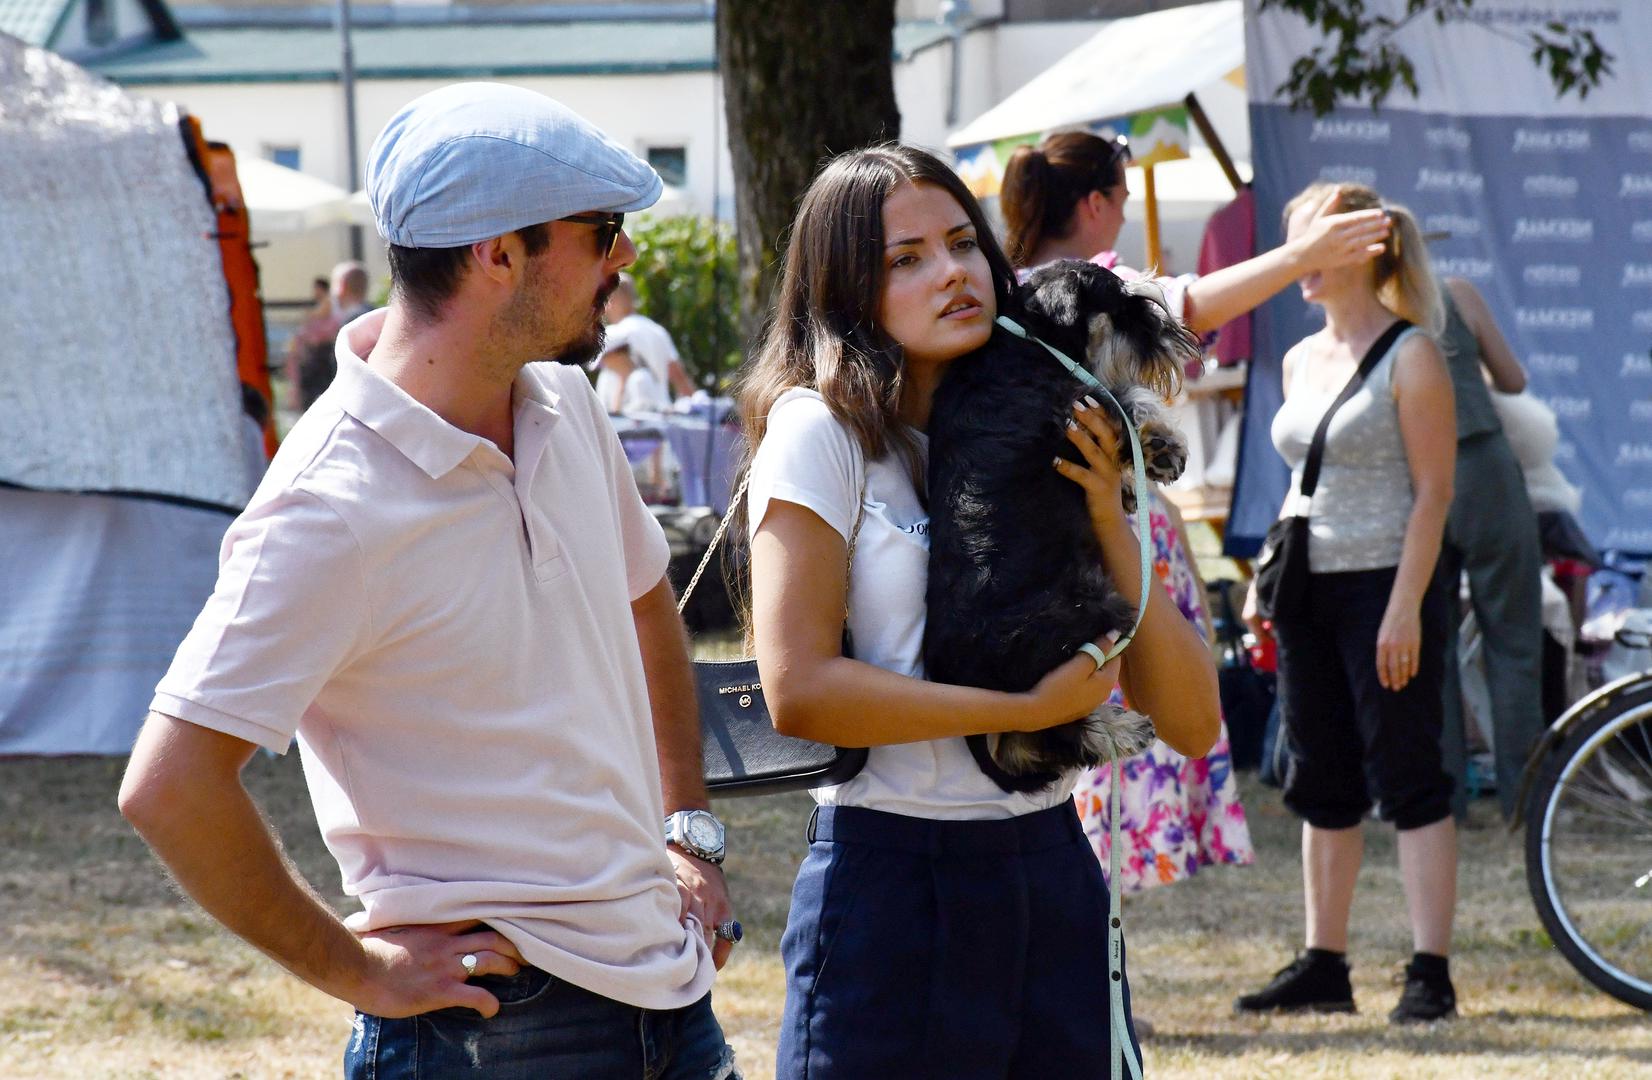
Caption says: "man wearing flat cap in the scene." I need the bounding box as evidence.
[120,83,740,1079]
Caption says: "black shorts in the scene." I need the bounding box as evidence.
[1274,565,1454,831]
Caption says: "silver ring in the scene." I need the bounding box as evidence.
[460,952,478,977]
[715,920,743,944]
[1076,642,1108,671]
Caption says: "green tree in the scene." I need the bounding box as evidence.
[626,214,742,391]
[1259,0,1614,115]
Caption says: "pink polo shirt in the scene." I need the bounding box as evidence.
[152,310,713,1010]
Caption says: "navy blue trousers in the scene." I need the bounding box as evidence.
[776,801,1139,1080]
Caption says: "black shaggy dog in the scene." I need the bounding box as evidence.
[924,260,1203,793]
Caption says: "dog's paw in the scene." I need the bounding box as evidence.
[1119,476,1139,515]
[1140,425,1188,484]
[1078,707,1156,765]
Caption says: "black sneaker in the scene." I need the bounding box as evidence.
[1234,951,1356,1014]
[1388,960,1457,1024]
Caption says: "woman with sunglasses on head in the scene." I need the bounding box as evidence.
[999,131,1393,335]
[739,144,1218,1079]
[1238,181,1459,1024]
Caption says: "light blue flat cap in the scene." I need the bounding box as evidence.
[367,82,662,248]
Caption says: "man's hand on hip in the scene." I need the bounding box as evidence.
[668,848,735,970]
[348,921,526,1019]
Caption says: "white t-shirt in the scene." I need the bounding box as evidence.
[595,365,668,415]
[747,388,1076,820]
[604,314,679,392]
[152,309,712,1011]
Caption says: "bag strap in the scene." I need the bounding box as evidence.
[676,450,869,623]
[995,313,1156,1080]
[1298,320,1411,504]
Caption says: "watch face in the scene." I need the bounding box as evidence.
[685,814,721,852]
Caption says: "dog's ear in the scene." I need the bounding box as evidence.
[1117,279,1202,399]
[1026,262,1087,329]
[1074,262,1132,316]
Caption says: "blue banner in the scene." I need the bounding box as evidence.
[1235,0,1652,557]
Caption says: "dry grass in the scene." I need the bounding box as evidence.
[3,751,1648,1078]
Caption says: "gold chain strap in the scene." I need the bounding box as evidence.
[675,464,867,618]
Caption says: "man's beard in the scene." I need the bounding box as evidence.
[503,268,621,367]
[543,274,621,367]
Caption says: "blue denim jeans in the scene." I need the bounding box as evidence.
[344,967,739,1079]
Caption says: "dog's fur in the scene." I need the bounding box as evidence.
[924,260,1203,793]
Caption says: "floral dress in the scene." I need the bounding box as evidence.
[1071,490,1255,893]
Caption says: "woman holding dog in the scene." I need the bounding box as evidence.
[739,144,1218,1078]
[1236,182,1460,1023]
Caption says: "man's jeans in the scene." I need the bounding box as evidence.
[345,967,739,1079]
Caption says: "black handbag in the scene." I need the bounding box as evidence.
[1255,320,1411,623]
[678,472,869,797]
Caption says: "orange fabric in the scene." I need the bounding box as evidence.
[180,115,277,458]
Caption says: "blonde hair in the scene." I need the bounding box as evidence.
[1282,182,1443,336]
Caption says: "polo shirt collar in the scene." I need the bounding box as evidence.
[332,309,563,480]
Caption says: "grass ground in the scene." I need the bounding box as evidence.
[3,750,1648,1079]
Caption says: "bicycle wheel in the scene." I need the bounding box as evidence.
[1524,674,1652,1011]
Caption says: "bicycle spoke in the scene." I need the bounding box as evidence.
[1553,779,1652,835]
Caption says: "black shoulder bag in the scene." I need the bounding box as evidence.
[678,471,870,797]
[1254,320,1411,623]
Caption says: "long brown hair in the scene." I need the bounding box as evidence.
[736,144,1016,487]
[1283,182,1444,335]
[1000,131,1128,268]
[723,146,1015,639]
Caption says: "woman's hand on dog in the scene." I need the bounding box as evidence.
[1054,396,1128,537]
[1018,637,1124,730]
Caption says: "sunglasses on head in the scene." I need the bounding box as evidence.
[1104,135,1133,175]
[560,211,626,259]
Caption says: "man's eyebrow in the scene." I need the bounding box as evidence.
[885,222,976,249]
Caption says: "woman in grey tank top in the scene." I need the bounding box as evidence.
[1238,182,1463,1024]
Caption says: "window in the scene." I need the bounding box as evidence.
[646,146,687,188]
[267,146,302,171]
[85,0,114,46]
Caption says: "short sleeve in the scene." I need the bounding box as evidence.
[569,368,671,599]
[1108,260,1194,325]
[653,321,681,364]
[150,489,370,753]
[602,318,635,355]
[748,389,861,543]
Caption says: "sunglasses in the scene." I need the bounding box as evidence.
[560,211,626,259]
[1103,136,1133,177]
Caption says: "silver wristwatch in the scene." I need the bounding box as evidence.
[664,809,726,865]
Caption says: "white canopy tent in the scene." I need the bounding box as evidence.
[949,1,1244,150]
[238,157,354,234]
[949,0,1248,267]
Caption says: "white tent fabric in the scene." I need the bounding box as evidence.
[947,0,1244,148]
[0,34,253,511]
[1122,147,1253,224]
[239,156,354,234]
[1,37,250,754]
[0,489,228,754]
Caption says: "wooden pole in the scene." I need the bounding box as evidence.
[1143,163,1162,270]
[1184,91,1243,194]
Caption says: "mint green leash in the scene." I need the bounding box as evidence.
[996,313,1148,1080]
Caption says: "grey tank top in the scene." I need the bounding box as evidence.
[1437,290,1503,441]
[1270,325,1423,573]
